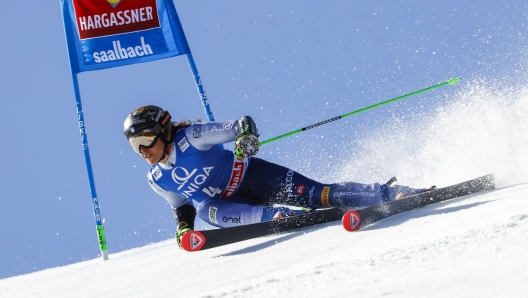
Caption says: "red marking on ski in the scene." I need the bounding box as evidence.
[181,231,206,252]
[342,210,361,232]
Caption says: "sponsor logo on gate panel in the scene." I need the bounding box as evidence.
[321,186,330,206]
[73,0,161,40]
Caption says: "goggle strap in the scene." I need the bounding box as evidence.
[152,123,162,135]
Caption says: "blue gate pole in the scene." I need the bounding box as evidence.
[71,73,108,261]
[186,53,216,121]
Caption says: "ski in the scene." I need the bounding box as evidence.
[342,173,495,231]
[181,173,494,252]
[181,206,349,252]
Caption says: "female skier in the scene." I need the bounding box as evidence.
[124,105,429,247]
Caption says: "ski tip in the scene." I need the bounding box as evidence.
[342,210,361,232]
[181,231,206,252]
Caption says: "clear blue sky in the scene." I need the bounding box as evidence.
[1,0,526,279]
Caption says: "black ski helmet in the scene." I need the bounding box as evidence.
[124,105,174,150]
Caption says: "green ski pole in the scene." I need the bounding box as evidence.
[259,77,461,146]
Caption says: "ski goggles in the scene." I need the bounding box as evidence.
[127,128,159,153]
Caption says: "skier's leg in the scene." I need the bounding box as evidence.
[196,197,310,227]
[235,158,328,208]
[237,158,428,209]
[196,198,261,228]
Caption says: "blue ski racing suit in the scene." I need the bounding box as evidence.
[147,118,425,229]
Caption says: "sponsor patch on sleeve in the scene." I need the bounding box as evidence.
[152,165,162,180]
[177,137,190,153]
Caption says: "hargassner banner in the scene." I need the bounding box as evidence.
[61,0,190,73]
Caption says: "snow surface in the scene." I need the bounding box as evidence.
[0,184,527,297]
[1,82,527,297]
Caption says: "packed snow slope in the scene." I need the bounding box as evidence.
[0,185,527,297]
[1,81,527,297]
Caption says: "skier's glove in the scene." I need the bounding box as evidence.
[235,131,259,160]
[175,222,192,249]
[234,116,259,160]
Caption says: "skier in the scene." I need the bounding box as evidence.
[124,105,430,247]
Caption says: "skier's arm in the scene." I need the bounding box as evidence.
[185,116,259,152]
[174,204,196,240]
[148,172,196,247]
